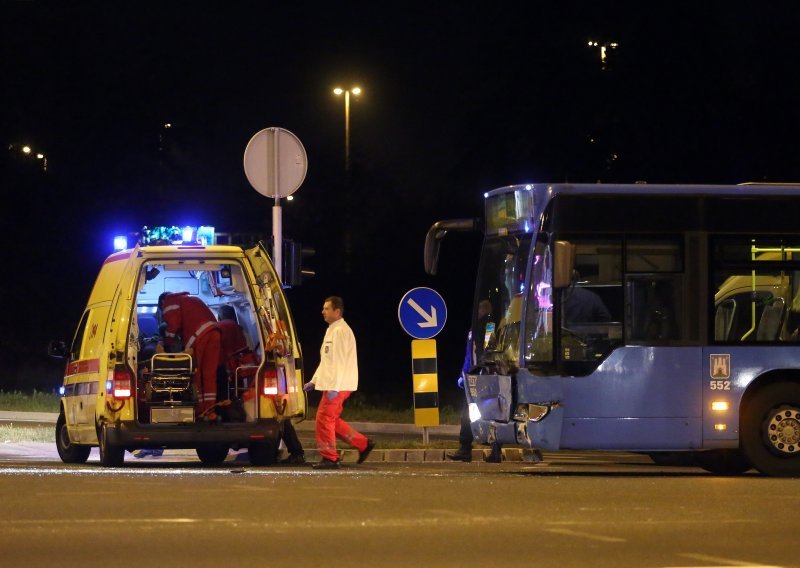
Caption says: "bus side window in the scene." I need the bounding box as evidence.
[714,299,736,341]
[627,276,682,342]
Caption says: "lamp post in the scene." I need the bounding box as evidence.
[333,86,362,172]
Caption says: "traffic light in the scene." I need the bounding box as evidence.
[282,238,315,287]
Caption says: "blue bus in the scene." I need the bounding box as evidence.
[426,183,800,476]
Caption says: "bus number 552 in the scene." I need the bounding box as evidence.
[710,380,731,390]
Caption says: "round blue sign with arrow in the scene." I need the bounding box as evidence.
[398,287,447,339]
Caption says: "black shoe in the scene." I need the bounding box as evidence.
[447,450,472,462]
[313,458,341,470]
[357,439,375,464]
[281,453,306,465]
[484,450,502,463]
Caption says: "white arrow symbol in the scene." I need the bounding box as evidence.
[407,299,438,328]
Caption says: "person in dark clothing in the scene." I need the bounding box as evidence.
[448,300,497,463]
[446,330,478,462]
[279,420,305,464]
[563,286,612,325]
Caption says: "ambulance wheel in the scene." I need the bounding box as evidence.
[196,444,230,465]
[248,440,278,466]
[741,382,800,477]
[694,449,752,475]
[98,424,125,467]
[55,413,90,464]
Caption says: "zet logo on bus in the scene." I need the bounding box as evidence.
[398,287,447,339]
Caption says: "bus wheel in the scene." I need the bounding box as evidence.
[248,440,278,466]
[55,413,90,464]
[694,449,752,475]
[98,424,125,467]
[196,444,230,465]
[742,382,800,477]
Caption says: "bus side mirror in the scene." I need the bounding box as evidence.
[554,241,576,289]
[424,219,479,275]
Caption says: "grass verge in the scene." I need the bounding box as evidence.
[0,391,461,425]
[1,424,54,444]
[0,390,60,413]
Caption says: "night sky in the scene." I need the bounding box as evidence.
[3,2,800,406]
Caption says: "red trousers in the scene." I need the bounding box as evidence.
[194,329,221,413]
[315,391,369,461]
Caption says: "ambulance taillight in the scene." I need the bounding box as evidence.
[106,366,133,399]
[261,368,278,396]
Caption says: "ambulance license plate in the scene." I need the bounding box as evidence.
[151,407,195,423]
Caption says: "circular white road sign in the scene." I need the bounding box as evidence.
[243,127,307,198]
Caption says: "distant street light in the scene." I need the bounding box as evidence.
[333,86,362,172]
[15,144,47,171]
[588,39,618,70]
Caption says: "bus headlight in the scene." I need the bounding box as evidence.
[515,403,552,422]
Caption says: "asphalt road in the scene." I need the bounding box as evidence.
[1,448,797,568]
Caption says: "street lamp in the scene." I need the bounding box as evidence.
[333,86,362,172]
[16,144,47,171]
[588,40,618,70]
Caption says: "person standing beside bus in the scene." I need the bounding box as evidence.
[303,296,374,469]
[449,299,501,462]
[446,329,478,462]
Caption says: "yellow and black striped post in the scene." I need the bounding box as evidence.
[411,339,439,428]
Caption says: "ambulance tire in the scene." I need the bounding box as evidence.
[98,424,125,467]
[55,413,91,464]
[248,440,278,466]
[196,443,230,465]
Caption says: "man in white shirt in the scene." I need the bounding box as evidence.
[303,296,375,469]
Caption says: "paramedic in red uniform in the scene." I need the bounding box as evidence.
[217,305,251,370]
[303,296,374,469]
[157,292,221,419]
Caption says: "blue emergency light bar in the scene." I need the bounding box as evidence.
[138,225,215,246]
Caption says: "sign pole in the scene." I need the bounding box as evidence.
[273,197,282,280]
[411,339,440,431]
[398,287,448,445]
[271,130,282,279]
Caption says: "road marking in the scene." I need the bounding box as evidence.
[669,552,783,568]
[544,527,626,543]
[2,518,242,525]
[0,466,401,477]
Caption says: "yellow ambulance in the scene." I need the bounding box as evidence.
[49,227,306,466]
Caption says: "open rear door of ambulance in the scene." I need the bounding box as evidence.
[244,243,306,421]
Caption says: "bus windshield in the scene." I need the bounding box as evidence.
[472,233,531,370]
